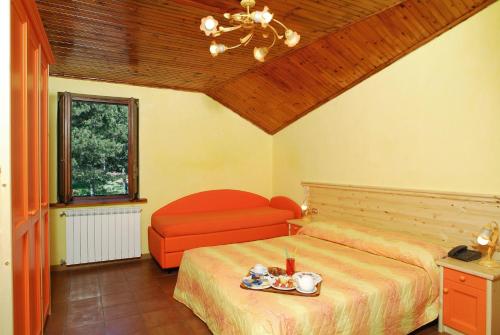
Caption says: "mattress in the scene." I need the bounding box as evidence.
[173,221,447,335]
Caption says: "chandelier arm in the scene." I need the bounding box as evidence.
[271,18,289,32]
[218,25,243,33]
[226,43,243,50]
[242,31,255,46]
[267,28,277,49]
[267,24,283,40]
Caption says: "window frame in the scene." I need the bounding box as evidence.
[57,92,139,204]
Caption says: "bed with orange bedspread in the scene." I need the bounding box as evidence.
[173,221,448,335]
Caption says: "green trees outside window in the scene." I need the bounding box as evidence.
[71,101,129,197]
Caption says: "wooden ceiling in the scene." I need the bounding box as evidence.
[37,0,494,134]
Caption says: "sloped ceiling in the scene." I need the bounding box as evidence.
[37,0,494,134]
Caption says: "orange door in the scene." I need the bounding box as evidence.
[11,1,43,333]
[443,278,486,335]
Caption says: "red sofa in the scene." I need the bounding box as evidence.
[148,189,301,268]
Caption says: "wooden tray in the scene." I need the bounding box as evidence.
[240,281,321,297]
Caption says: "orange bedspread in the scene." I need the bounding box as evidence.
[173,221,447,334]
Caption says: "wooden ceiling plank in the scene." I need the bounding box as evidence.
[37,0,494,133]
[408,0,447,31]
[363,16,407,55]
[354,22,399,62]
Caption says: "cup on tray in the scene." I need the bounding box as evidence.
[286,257,295,276]
[250,264,268,278]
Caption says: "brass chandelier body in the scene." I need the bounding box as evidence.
[200,0,301,62]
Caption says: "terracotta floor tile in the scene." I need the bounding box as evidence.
[51,286,70,303]
[104,314,147,335]
[141,308,176,328]
[132,285,163,301]
[43,314,65,335]
[101,291,134,308]
[66,308,103,329]
[157,277,177,295]
[69,273,99,287]
[147,322,190,335]
[103,302,140,321]
[100,281,129,295]
[185,318,212,334]
[69,283,100,301]
[126,278,160,290]
[67,297,101,314]
[65,323,106,335]
[50,301,68,315]
[137,296,171,313]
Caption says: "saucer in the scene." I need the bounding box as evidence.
[296,286,317,294]
[242,275,272,290]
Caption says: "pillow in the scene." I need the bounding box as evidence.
[299,220,448,296]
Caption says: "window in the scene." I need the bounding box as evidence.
[57,92,139,204]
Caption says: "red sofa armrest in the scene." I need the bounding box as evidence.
[270,196,302,219]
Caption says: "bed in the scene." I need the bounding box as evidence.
[173,220,448,335]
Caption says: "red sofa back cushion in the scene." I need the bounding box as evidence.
[153,189,270,215]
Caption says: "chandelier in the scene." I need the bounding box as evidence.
[200,0,301,62]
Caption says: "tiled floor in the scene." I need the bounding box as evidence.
[45,258,444,335]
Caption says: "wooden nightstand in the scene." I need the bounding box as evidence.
[437,258,500,335]
[286,219,313,236]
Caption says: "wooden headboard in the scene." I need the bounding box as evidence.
[303,182,500,248]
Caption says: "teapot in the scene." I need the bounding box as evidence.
[296,274,315,292]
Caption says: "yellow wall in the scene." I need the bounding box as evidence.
[48,78,272,265]
[273,2,500,203]
[49,3,500,265]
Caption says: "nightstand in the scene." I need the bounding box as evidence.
[286,219,313,236]
[437,257,500,335]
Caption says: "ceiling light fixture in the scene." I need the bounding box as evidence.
[200,0,300,62]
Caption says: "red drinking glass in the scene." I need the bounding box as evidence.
[286,258,295,276]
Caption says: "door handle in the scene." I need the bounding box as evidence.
[443,288,449,294]
[28,210,37,216]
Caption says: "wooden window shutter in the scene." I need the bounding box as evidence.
[128,98,139,200]
[57,92,72,203]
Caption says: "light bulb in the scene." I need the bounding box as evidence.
[253,47,268,62]
[204,18,216,30]
[285,30,301,47]
[477,236,490,246]
[210,42,226,57]
[261,7,273,24]
[477,227,492,245]
[300,203,308,212]
[209,43,218,56]
[252,11,262,23]
[200,16,219,36]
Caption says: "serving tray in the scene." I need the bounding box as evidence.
[239,280,321,297]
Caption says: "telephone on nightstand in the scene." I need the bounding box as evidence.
[448,245,482,262]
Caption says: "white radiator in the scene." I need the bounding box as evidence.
[64,207,141,265]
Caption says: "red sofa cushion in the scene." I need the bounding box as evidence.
[152,206,294,238]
